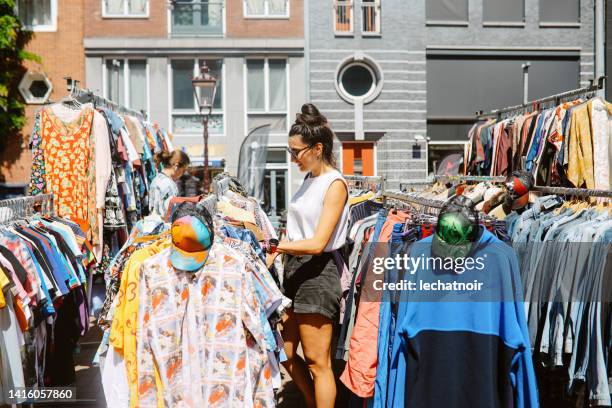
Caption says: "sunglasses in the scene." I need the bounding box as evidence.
[286,146,312,160]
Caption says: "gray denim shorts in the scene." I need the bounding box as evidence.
[282,252,342,321]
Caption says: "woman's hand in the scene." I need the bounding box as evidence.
[266,252,280,269]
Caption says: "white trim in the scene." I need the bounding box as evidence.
[244,58,289,130]
[334,129,427,133]
[384,80,426,84]
[428,141,468,145]
[482,22,526,27]
[312,49,425,54]
[360,0,381,35]
[333,0,354,36]
[426,20,469,26]
[145,60,151,117]
[322,109,426,113]
[243,0,290,19]
[373,142,378,176]
[384,70,426,74]
[167,60,172,133]
[101,0,149,19]
[539,22,581,28]
[169,57,226,137]
[19,0,58,32]
[310,59,426,64]
[382,90,426,94]
[332,119,426,123]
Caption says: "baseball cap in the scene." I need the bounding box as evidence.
[169,203,214,272]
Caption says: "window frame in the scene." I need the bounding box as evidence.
[102,0,150,19]
[539,0,581,27]
[482,0,526,26]
[17,0,58,32]
[361,0,381,36]
[243,0,290,19]
[168,57,226,137]
[244,57,290,136]
[425,0,469,27]
[334,0,354,36]
[102,58,150,114]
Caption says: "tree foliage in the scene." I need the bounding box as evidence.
[0,0,40,140]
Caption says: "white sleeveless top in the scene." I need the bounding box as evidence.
[286,169,349,252]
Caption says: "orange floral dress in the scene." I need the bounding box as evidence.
[40,107,98,244]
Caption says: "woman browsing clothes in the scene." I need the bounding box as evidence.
[273,103,349,408]
[149,149,190,216]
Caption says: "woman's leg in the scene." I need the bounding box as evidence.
[281,308,316,407]
[297,313,336,408]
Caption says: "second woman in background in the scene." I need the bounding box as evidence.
[149,149,190,217]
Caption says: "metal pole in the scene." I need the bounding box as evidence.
[203,115,210,193]
[595,0,606,97]
[522,62,531,104]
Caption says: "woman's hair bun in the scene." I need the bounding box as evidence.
[296,103,327,127]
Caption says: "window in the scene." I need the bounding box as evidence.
[102,0,148,17]
[171,1,224,36]
[262,148,288,227]
[105,59,148,112]
[171,59,224,135]
[426,54,579,141]
[426,0,468,23]
[334,0,353,35]
[483,0,524,24]
[17,0,57,31]
[362,0,380,34]
[540,0,579,24]
[335,57,383,104]
[246,59,288,134]
[244,0,289,18]
[18,71,53,104]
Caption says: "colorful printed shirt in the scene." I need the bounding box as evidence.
[136,244,275,408]
[148,173,179,217]
[110,239,170,408]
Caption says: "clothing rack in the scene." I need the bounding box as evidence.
[0,194,54,224]
[382,190,445,210]
[435,175,507,184]
[64,77,147,120]
[345,175,385,192]
[477,76,606,120]
[199,194,218,216]
[532,186,612,199]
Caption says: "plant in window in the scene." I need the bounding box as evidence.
[0,0,40,143]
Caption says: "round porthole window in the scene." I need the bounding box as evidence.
[335,55,383,104]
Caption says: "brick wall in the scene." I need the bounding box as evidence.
[226,0,303,38]
[85,0,166,38]
[0,0,85,185]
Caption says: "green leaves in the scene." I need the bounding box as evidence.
[0,0,39,142]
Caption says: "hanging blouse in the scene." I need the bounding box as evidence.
[39,107,98,244]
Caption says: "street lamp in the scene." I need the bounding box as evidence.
[192,62,218,193]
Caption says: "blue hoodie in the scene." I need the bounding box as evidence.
[376,228,539,408]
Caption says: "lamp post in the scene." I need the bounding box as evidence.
[192,62,218,193]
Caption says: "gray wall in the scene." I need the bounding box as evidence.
[307,0,596,185]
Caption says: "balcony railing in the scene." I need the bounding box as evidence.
[171,1,224,36]
[334,1,353,34]
[362,1,380,34]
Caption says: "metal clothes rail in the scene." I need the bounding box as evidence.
[345,175,385,192]
[382,190,446,209]
[64,77,147,120]
[435,175,507,184]
[477,76,606,120]
[532,186,612,199]
[0,194,54,223]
